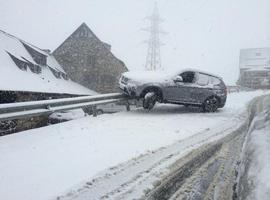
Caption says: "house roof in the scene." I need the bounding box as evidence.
[53,23,98,53]
[53,23,127,69]
[239,47,270,70]
[0,29,97,95]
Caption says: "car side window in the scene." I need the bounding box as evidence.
[180,72,195,83]
[209,77,221,85]
[196,73,209,86]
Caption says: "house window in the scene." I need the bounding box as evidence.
[48,66,61,79]
[21,57,42,74]
[29,63,42,74]
[61,72,69,80]
[87,55,96,67]
[6,52,27,71]
[79,30,88,37]
[22,42,47,66]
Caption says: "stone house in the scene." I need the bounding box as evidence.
[53,23,128,93]
[237,48,270,89]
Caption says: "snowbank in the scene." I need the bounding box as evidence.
[244,108,270,200]
[0,91,268,200]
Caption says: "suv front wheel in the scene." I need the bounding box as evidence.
[143,92,157,110]
[203,96,219,112]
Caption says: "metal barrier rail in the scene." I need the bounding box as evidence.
[0,93,129,121]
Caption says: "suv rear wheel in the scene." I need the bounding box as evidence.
[203,96,219,112]
[143,92,157,110]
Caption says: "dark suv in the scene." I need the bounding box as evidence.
[119,69,227,112]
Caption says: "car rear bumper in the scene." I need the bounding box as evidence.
[219,96,227,108]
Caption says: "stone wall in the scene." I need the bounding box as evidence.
[0,90,80,136]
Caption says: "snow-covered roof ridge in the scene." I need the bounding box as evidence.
[1,29,47,56]
[0,29,64,72]
[0,29,97,96]
[239,47,270,70]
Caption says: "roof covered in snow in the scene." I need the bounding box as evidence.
[240,47,270,70]
[0,30,97,95]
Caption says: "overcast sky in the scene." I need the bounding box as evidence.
[1,0,270,84]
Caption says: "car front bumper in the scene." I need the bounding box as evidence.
[119,82,138,97]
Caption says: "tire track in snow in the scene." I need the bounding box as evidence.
[58,113,246,200]
[144,95,270,200]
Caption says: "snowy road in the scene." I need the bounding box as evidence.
[61,111,247,200]
[0,91,269,200]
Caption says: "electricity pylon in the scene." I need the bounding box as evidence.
[142,2,165,71]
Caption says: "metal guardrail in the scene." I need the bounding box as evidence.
[0,93,129,121]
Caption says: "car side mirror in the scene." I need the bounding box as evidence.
[173,76,183,83]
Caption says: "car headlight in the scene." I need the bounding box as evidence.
[120,76,130,84]
[127,83,137,90]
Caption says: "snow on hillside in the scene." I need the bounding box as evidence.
[0,91,268,200]
[0,30,96,95]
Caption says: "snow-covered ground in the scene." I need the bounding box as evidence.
[0,91,268,200]
[48,109,86,122]
[244,107,270,200]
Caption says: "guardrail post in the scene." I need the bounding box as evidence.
[92,106,98,117]
[126,100,130,111]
